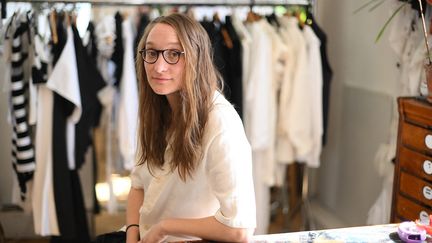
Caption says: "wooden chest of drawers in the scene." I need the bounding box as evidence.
[391,97,432,223]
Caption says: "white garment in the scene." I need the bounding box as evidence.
[96,15,116,86]
[388,1,416,60]
[243,20,273,235]
[32,85,59,236]
[33,26,80,236]
[95,15,119,213]
[261,20,288,186]
[276,17,308,164]
[388,1,423,96]
[118,18,139,171]
[130,92,256,242]
[244,19,273,151]
[300,25,323,168]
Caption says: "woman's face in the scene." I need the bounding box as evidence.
[144,23,185,98]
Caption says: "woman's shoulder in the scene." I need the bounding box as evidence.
[208,91,244,132]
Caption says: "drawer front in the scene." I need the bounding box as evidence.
[396,194,432,221]
[400,171,432,205]
[401,98,432,127]
[401,122,432,154]
[399,146,432,182]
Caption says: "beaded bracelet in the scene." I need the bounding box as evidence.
[126,224,139,233]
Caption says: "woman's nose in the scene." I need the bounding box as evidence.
[153,54,168,73]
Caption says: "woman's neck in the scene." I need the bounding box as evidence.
[166,92,181,114]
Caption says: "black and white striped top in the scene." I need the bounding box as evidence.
[9,15,35,201]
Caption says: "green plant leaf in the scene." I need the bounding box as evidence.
[368,0,386,12]
[353,0,381,14]
[375,2,408,43]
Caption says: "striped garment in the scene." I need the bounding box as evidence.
[10,16,35,201]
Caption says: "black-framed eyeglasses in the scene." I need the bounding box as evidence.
[139,49,185,65]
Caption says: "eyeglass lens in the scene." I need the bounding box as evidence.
[141,49,182,64]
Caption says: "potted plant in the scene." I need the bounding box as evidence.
[356,0,432,101]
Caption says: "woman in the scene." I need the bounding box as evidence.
[127,13,256,243]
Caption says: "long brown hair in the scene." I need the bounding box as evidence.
[135,13,222,181]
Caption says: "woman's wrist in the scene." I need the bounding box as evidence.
[158,219,169,236]
[126,224,139,233]
[126,224,140,242]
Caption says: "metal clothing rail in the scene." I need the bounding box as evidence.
[5,0,310,6]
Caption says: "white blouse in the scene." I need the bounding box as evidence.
[130,91,256,242]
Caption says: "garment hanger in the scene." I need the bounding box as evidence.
[66,12,72,27]
[294,6,307,29]
[246,0,260,23]
[221,25,233,49]
[49,9,58,44]
[5,11,17,39]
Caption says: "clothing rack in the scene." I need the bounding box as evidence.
[4,0,310,6]
[284,163,315,231]
[3,0,318,232]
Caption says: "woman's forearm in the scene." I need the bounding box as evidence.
[160,216,253,243]
[126,187,144,243]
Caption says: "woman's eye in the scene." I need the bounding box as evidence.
[148,51,157,57]
[167,51,179,58]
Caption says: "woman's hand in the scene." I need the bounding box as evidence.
[140,221,168,243]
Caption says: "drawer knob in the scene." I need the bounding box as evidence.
[419,211,430,224]
[424,160,432,175]
[423,186,432,200]
[426,135,432,149]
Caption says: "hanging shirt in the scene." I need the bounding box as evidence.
[388,0,422,96]
[118,17,138,170]
[276,16,307,164]
[32,26,60,239]
[224,15,243,118]
[230,14,252,97]
[301,25,323,168]
[72,24,105,169]
[111,12,123,88]
[8,11,35,201]
[33,25,81,237]
[309,15,333,146]
[243,19,274,235]
[244,19,273,151]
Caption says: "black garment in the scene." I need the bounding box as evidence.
[1,0,6,19]
[111,12,124,88]
[201,19,243,118]
[91,231,126,243]
[51,95,90,242]
[72,25,105,169]
[201,19,229,87]
[224,16,243,118]
[50,20,90,243]
[72,24,105,217]
[31,61,48,84]
[134,13,150,59]
[52,12,67,66]
[85,21,99,66]
[309,14,333,146]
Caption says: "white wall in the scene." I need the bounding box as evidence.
[0,58,13,206]
[315,0,401,226]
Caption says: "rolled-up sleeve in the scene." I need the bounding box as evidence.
[206,128,256,229]
[130,165,144,189]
